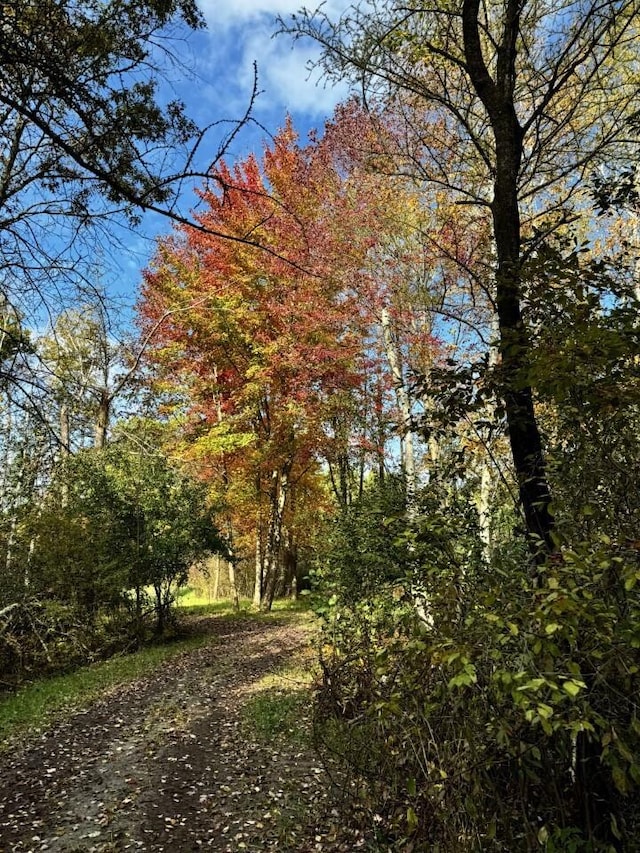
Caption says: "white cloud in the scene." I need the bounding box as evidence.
[241,25,349,117]
[188,2,350,129]
[199,0,344,28]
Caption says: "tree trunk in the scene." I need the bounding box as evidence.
[212,554,220,602]
[463,0,553,559]
[5,448,25,581]
[462,2,619,844]
[94,388,110,450]
[634,165,640,302]
[381,306,417,514]
[288,544,300,599]
[282,529,299,598]
[59,404,70,509]
[478,459,493,558]
[374,376,386,482]
[60,404,70,455]
[477,318,500,561]
[261,466,290,611]
[135,585,143,639]
[253,531,263,609]
[228,559,239,611]
[154,583,164,634]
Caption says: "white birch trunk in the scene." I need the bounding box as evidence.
[228,558,239,611]
[212,554,220,601]
[477,316,500,562]
[253,533,263,609]
[381,306,417,515]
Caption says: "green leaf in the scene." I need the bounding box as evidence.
[518,677,547,692]
[561,679,584,698]
[448,664,477,689]
[612,765,629,794]
[407,806,418,832]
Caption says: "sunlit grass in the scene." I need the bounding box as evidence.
[0,594,316,750]
[0,632,211,749]
[241,645,317,745]
[175,588,252,612]
[176,588,316,619]
[270,594,316,613]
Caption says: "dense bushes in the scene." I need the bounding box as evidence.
[0,443,223,687]
[318,476,409,603]
[310,247,640,850]
[0,599,135,688]
[313,478,640,851]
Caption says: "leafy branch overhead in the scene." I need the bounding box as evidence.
[0,0,273,334]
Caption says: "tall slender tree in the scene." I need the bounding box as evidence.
[139,118,378,608]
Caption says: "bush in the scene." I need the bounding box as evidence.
[318,475,409,604]
[314,523,640,850]
[0,599,137,688]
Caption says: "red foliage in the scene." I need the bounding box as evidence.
[138,110,393,477]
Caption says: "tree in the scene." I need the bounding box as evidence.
[37,306,152,451]
[106,437,223,633]
[139,116,388,609]
[284,0,640,559]
[29,435,222,633]
[0,400,52,601]
[281,5,640,847]
[29,450,131,618]
[0,0,265,382]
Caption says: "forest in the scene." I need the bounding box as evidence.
[1,0,640,850]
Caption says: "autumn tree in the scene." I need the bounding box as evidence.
[139,118,382,609]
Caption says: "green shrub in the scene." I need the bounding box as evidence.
[314,531,640,851]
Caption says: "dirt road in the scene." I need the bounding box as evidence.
[0,615,361,853]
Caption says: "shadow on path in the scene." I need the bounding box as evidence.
[0,616,358,853]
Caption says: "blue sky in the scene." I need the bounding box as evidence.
[110,0,350,310]
[194,0,348,133]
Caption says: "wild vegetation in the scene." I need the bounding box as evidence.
[1,0,640,850]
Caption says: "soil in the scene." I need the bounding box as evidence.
[0,614,367,853]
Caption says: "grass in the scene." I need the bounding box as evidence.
[243,689,310,743]
[176,589,317,628]
[241,649,317,746]
[175,588,253,611]
[0,595,315,749]
[0,631,213,748]
[176,587,316,616]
